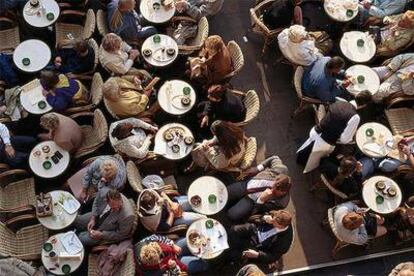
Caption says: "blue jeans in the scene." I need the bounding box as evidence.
[137,26,158,39]
[0,136,36,168]
[176,238,209,274]
[378,158,405,173]
[174,196,207,226]
[359,157,375,179]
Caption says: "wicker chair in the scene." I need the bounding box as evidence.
[96,9,109,37]
[320,174,348,204]
[88,248,135,276]
[231,90,260,127]
[223,41,245,82]
[55,9,96,45]
[0,169,36,218]
[0,163,9,173]
[64,72,103,114]
[170,16,209,55]
[70,109,108,159]
[219,137,258,176]
[385,108,414,137]
[0,16,19,53]
[0,220,48,260]
[293,66,326,117]
[313,104,326,125]
[249,0,286,55]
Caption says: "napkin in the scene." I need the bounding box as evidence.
[363,142,385,155]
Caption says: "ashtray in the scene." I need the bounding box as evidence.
[346,9,354,17]
[205,219,214,229]
[208,194,217,204]
[38,100,47,109]
[43,242,53,252]
[143,49,152,57]
[357,75,365,84]
[166,48,176,56]
[365,128,374,137]
[376,195,384,204]
[190,195,202,207]
[46,12,54,20]
[181,97,191,106]
[183,86,191,95]
[357,39,365,47]
[61,264,71,275]
[153,35,161,43]
[171,144,180,153]
[184,136,194,145]
[22,58,31,66]
[42,160,52,170]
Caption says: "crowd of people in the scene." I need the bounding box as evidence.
[1,0,414,275]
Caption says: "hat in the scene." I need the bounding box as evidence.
[288,25,308,43]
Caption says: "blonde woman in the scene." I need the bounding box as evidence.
[79,155,126,202]
[103,74,158,118]
[39,112,83,153]
[107,0,157,41]
[99,33,140,75]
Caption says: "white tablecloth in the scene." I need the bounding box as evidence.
[13,39,51,72]
[158,80,196,115]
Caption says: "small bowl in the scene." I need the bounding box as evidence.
[33,150,41,157]
[42,145,51,153]
[42,161,52,170]
[43,242,53,252]
[163,132,173,141]
[46,12,54,21]
[387,187,397,197]
[205,219,214,229]
[38,100,47,109]
[181,97,191,106]
[184,136,194,145]
[346,9,354,17]
[208,194,217,204]
[188,231,201,245]
[357,75,365,84]
[375,181,386,190]
[143,49,152,57]
[22,58,30,66]
[190,195,202,207]
[357,39,365,47]
[376,195,384,204]
[166,48,176,56]
[171,144,180,153]
[365,128,374,137]
[61,264,71,275]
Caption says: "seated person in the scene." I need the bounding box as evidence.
[0,53,19,88]
[199,84,246,128]
[0,0,27,14]
[188,35,233,84]
[297,93,372,173]
[320,156,374,198]
[99,33,140,75]
[107,0,157,41]
[236,264,266,276]
[371,53,414,103]
[109,118,158,160]
[175,0,224,21]
[262,0,301,29]
[39,112,83,153]
[0,122,36,168]
[0,86,26,121]
[102,75,155,118]
[377,10,414,56]
[389,262,414,276]
[228,210,294,266]
[135,234,209,275]
[278,25,331,66]
[226,156,291,222]
[79,155,126,201]
[359,0,407,24]
[189,120,248,171]
[333,201,387,245]
[138,189,206,233]
[75,189,135,247]
[53,39,95,75]
[40,70,89,112]
[302,56,351,103]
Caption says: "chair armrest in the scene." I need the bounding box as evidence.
[387,96,414,109]
[0,16,15,25]
[302,96,328,105]
[91,245,109,254]
[0,169,30,183]
[69,111,94,120]
[59,10,86,18]
[171,16,197,24]
[6,214,38,232]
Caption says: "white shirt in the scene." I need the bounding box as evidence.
[277,29,321,66]
[257,226,288,243]
[100,204,111,218]
[246,179,273,203]
[0,123,11,145]
[338,114,360,144]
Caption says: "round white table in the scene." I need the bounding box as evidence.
[13,40,52,73]
[362,176,402,214]
[29,141,70,178]
[23,0,60,28]
[186,218,228,260]
[37,191,80,230]
[153,123,194,160]
[324,0,359,22]
[140,0,175,24]
[356,122,393,158]
[42,232,84,275]
[158,80,196,116]
[141,34,179,67]
[20,79,53,114]
[345,65,380,95]
[187,176,228,215]
[340,31,376,63]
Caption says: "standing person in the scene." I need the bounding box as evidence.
[107,0,157,41]
[0,122,36,168]
[175,0,224,20]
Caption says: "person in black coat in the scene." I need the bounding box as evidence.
[199,84,246,128]
[228,210,294,265]
[53,39,95,75]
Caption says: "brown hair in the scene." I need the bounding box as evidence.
[111,122,133,140]
[272,174,291,195]
[269,210,292,227]
[102,33,122,52]
[204,35,225,56]
[140,191,156,211]
[40,113,60,130]
[210,120,245,159]
[207,84,227,100]
[40,70,60,91]
[140,242,162,266]
[106,189,122,201]
[342,212,363,230]
[339,156,357,176]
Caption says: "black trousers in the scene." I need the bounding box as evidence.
[228,223,257,260]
